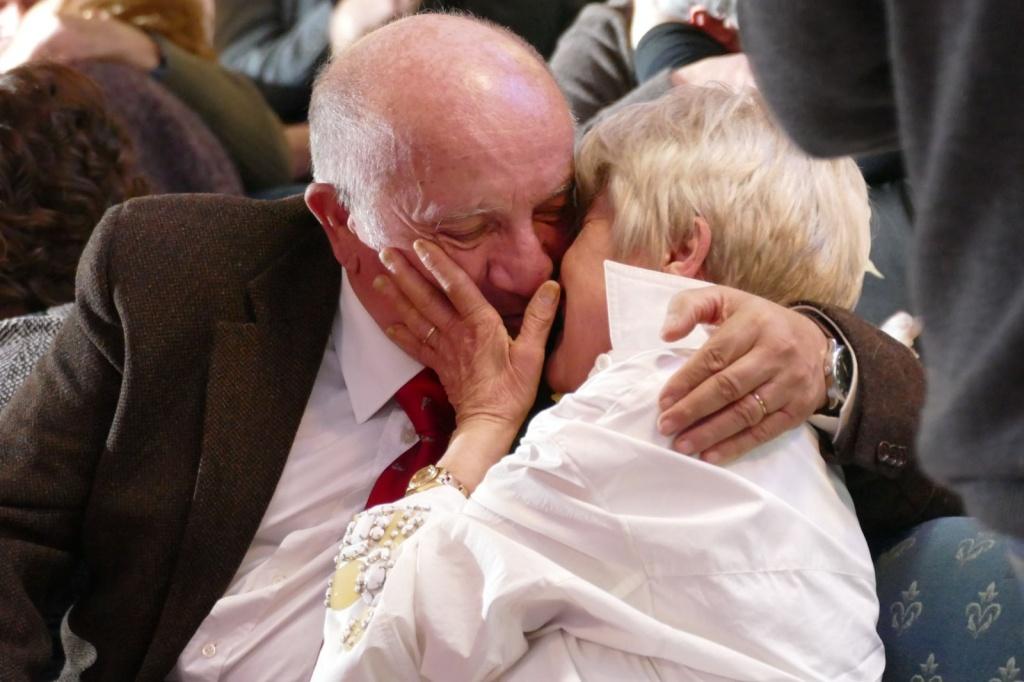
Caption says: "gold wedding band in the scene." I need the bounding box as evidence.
[422,326,438,346]
[751,391,769,419]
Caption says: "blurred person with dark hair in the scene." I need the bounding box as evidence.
[0,61,147,319]
[0,0,293,191]
[0,59,243,677]
[0,62,147,418]
[0,2,245,193]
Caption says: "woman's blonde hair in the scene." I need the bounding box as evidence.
[575,86,871,309]
[59,0,214,59]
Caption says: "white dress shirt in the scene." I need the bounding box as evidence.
[170,273,423,681]
[313,262,884,682]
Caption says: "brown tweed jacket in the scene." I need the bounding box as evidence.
[815,305,963,537]
[0,193,957,680]
[0,194,339,680]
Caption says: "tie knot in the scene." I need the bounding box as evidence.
[394,369,455,438]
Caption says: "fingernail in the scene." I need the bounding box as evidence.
[702,450,720,464]
[412,240,430,263]
[372,275,388,290]
[677,439,694,454]
[658,416,675,435]
[659,394,675,411]
[539,282,559,305]
[379,249,396,272]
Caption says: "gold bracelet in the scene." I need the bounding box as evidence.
[405,464,469,498]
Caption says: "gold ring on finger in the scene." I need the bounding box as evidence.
[751,391,769,419]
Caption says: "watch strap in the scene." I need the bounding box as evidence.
[405,464,468,498]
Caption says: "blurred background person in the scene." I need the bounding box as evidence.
[550,0,749,132]
[0,62,147,407]
[0,62,148,319]
[737,0,1024,554]
[216,0,421,126]
[0,0,293,192]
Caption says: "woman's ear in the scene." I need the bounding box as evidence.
[663,215,712,279]
[305,182,362,274]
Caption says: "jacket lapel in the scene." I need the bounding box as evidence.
[138,228,340,679]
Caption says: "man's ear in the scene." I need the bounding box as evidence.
[663,215,712,279]
[305,182,361,273]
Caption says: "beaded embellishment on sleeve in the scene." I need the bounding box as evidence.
[324,504,431,650]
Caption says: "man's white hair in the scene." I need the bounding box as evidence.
[308,61,410,247]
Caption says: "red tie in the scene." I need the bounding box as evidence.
[364,369,456,508]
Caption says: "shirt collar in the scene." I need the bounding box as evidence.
[603,260,712,363]
[338,271,424,424]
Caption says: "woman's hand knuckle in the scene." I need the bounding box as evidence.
[704,345,729,374]
[713,372,741,402]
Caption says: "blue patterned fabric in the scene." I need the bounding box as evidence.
[875,517,1023,681]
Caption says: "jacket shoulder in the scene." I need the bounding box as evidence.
[77,192,332,332]
[90,193,321,287]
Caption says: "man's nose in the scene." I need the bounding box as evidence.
[488,221,553,297]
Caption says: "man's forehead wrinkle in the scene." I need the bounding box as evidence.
[396,186,446,227]
[400,172,574,227]
[377,194,441,247]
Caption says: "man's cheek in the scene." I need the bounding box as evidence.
[441,246,490,289]
[535,222,574,269]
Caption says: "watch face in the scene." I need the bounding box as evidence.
[408,465,438,489]
[835,347,853,397]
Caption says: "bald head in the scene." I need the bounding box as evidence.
[309,13,573,246]
[338,13,559,127]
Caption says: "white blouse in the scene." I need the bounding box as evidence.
[312,263,884,682]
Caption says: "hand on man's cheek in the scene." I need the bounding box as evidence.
[403,241,484,294]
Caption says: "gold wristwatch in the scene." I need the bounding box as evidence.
[405,464,469,498]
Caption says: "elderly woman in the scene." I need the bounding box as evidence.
[312,87,883,681]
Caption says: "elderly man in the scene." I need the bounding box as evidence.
[0,13,941,682]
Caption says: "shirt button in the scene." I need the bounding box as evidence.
[201,643,217,658]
